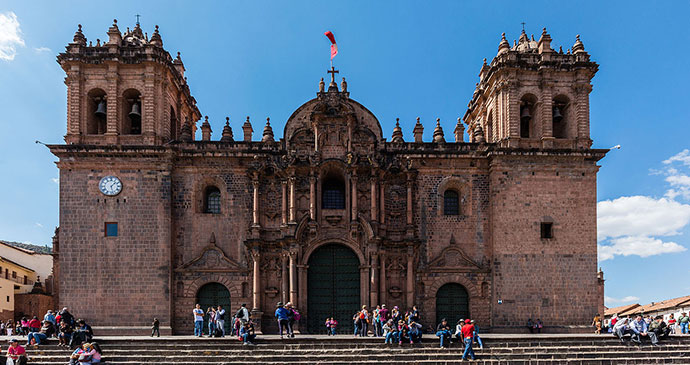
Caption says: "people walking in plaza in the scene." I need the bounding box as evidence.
[471,320,484,349]
[460,319,476,361]
[6,339,27,365]
[151,318,160,337]
[193,304,204,337]
[436,318,452,348]
[216,305,226,337]
[286,302,299,338]
[275,302,292,339]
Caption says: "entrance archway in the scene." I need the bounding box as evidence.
[307,243,360,334]
[436,283,469,325]
[196,282,231,335]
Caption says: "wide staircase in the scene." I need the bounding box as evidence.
[20,334,690,364]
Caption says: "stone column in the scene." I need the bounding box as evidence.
[351,172,358,221]
[379,183,385,224]
[541,83,553,139]
[252,180,260,226]
[370,175,377,222]
[252,249,261,310]
[105,66,119,139]
[281,180,288,225]
[379,252,386,305]
[370,253,379,306]
[289,176,296,223]
[406,175,413,225]
[289,251,298,305]
[309,174,316,220]
[281,253,289,303]
[406,246,414,308]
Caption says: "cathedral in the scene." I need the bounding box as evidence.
[50,20,606,334]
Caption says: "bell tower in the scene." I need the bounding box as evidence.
[464,28,598,149]
[57,20,201,145]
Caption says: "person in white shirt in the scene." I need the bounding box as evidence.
[193,304,204,337]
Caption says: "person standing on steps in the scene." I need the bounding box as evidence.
[275,302,291,339]
[193,304,204,337]
[460,319,476,361]
[151,318,160,337]
[216,305,226,337]
[236,303,251,327]
[206,307,216,337]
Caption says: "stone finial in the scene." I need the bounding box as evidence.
[454,118,465,143]
[201,116,212,141]
[180,119,193,142]
[221,117,234,142]
[473,123,485,143]
[262,117,275,143]
[319,78,325,93]
[497,32,510,56]
[559,46,563,54]
[391,118,404,143]
[433,118,445,143]
[96,39,101,47]
[173,52,185,77]
[537,27,553,53]
[341,77,348,93]
[107,19,122,46]
[149,25,163,47]
[572,34,585,53]
[242,116,253,142]
[72,24,86,46]
[413,117,424,143]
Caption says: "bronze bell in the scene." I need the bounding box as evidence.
[129,101,141,119]
[552,106,563,123]
[520,105,531,122]
[94,99,107,118]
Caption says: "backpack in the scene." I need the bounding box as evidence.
[235,308,245,319]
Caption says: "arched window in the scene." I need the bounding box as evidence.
[86,88,107,135]
[204,186,221,214]
[322,177,345,209]
[122,89,142,135]
[169,106,178,141]
[443,190,460,216]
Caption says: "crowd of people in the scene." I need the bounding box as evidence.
[610,314,672,346]
[2,307,101,364]
[192,303,259,345]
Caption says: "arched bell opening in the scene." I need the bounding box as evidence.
[86,88,107,135]
[519,94,538,138]
[552,94,570,139]
[122,89,142,135]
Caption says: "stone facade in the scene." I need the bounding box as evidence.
[50,21,606,334]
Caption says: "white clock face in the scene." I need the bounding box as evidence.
[99,176,122,196]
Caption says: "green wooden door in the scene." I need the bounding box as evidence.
[435,283,469,326]
[307,244,360,334]
[196,282,232,335]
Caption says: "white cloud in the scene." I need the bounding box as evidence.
[51,178,59,184]
[0,12,24,61]
[597,196,690,240]
[33,46,50,53]
[598,236,686,261]
[34,222,43,228]
[663,149,690,167]
[605,296,640,305]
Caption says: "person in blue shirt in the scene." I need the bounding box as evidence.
[629,315,648,344]
[274,302,291,339]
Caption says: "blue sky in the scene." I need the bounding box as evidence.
[0,1,688,308]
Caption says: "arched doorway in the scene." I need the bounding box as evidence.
[196,282,231,335]
[436,283,470,325]
[307,243,360,334]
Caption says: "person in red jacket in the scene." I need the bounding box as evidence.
[460,319,476,361]
[28,317,41,333]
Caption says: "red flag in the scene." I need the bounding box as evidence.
[324,31,338,59]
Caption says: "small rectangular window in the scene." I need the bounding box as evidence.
[23,276,27,285]
[541,222,553,239]
[5,296,8,303]
[12,271,16,279]
[105,222,118,237]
